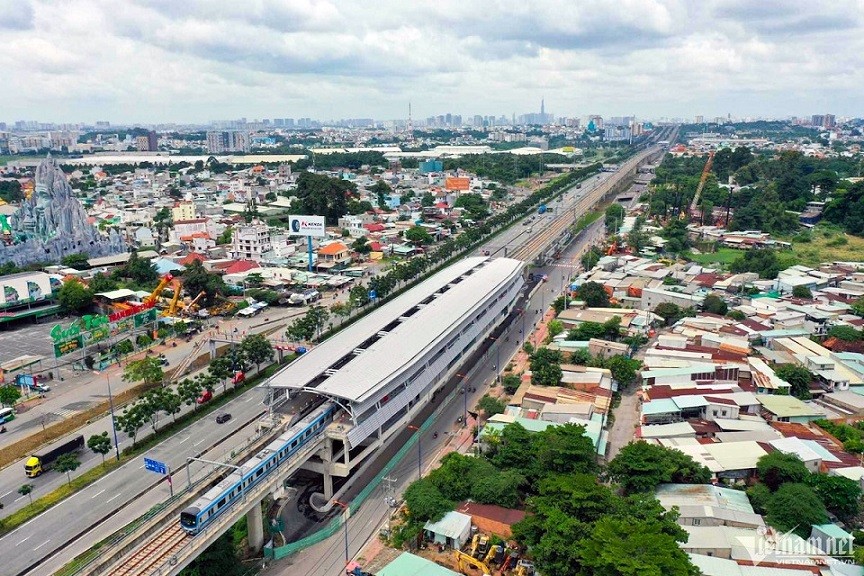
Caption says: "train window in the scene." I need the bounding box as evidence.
[218,498,226,508]
[291,440,298,448]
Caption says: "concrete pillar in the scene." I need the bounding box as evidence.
[324,470,334,500]
[247,503,264,551]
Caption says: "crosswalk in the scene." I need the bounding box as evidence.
[48,408,78,419]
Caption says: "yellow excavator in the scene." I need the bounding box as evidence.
[453,550,491,576]
[514,560,536,576]
[470,534,490,559]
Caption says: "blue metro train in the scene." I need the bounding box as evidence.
[180,402,337,534]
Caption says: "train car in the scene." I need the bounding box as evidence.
[180,402,337,534]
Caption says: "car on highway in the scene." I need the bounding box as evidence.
[196,390,213,404]
[482,250,490,255]
[215,413,232,424]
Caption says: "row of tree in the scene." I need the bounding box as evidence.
[116,334,273,445]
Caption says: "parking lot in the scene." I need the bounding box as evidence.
[0,320,58,366]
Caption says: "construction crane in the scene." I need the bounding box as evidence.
[144,274,174,307]
[688,150,716,217]
[182,291,207,316]
[162,279,183,317]
[453,550,491,576]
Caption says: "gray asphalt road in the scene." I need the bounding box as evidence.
[0,308,313,519]
[0,383,313,576]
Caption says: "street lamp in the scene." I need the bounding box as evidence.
[456,373,468,427]
[334,500,350,564]
[94,370,121,461]
[407,425,422,479]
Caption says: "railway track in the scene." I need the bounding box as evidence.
[510,144,663,263]
[111,524,187,576]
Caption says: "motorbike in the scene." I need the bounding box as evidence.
[433,432,438,439]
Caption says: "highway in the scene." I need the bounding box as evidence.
[0,304,326,576]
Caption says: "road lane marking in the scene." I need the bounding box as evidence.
[178,436,190,444]
[14,495,26,502]
[33,539,50,550]
[193,438,206,446]
[107,493,122,503]
[139,463,145,468]
[17,536,30,546]
[91,489,105,499]
[0,490,11,499]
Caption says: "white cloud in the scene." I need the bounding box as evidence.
[0,0,862,123]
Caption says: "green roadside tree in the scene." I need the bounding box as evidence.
[501,374,521,395]
[477,395,506,418]
[87,432,112,465]
[18,484,34,506]
[116,403,147,446]
[240,333,274,372]
[55,453,81,485]
[0,385,22,407]
[122,357,165,388]
[403,478,452,523]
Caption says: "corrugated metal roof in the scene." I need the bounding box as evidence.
[265,257,523,404]
[423,511,471,540]
[378,552,461,576]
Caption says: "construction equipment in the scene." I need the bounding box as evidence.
[162,279,183,317]
[453,550,491,576]
[470,534,490,559]
[500,551,520,572]
[514,560,536,576]
[183,291,207,315]
[688,150,716,217]
[483,544,504,566]
[144,273,174,307]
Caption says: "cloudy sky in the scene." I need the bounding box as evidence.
[0,0,861,124]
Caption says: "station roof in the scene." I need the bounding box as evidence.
[265,257,524,406]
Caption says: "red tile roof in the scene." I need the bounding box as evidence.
[179,252,206,266]
[223,260,260,275]
[364,223,385,233]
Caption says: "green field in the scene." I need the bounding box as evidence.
[686,247,744,265]
[683,226,864,270]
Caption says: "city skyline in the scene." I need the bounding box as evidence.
[1,1,863,123]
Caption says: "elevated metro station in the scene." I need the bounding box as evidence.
[264,256,525,497]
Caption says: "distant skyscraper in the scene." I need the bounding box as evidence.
[823,114,836,128]
[811,115,825,127]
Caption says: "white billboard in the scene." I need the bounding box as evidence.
[288,215,326,237]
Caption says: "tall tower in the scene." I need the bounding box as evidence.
[407,101,414,139]
[541,98,545,117]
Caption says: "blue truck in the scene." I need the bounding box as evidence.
[538,204,547,214]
